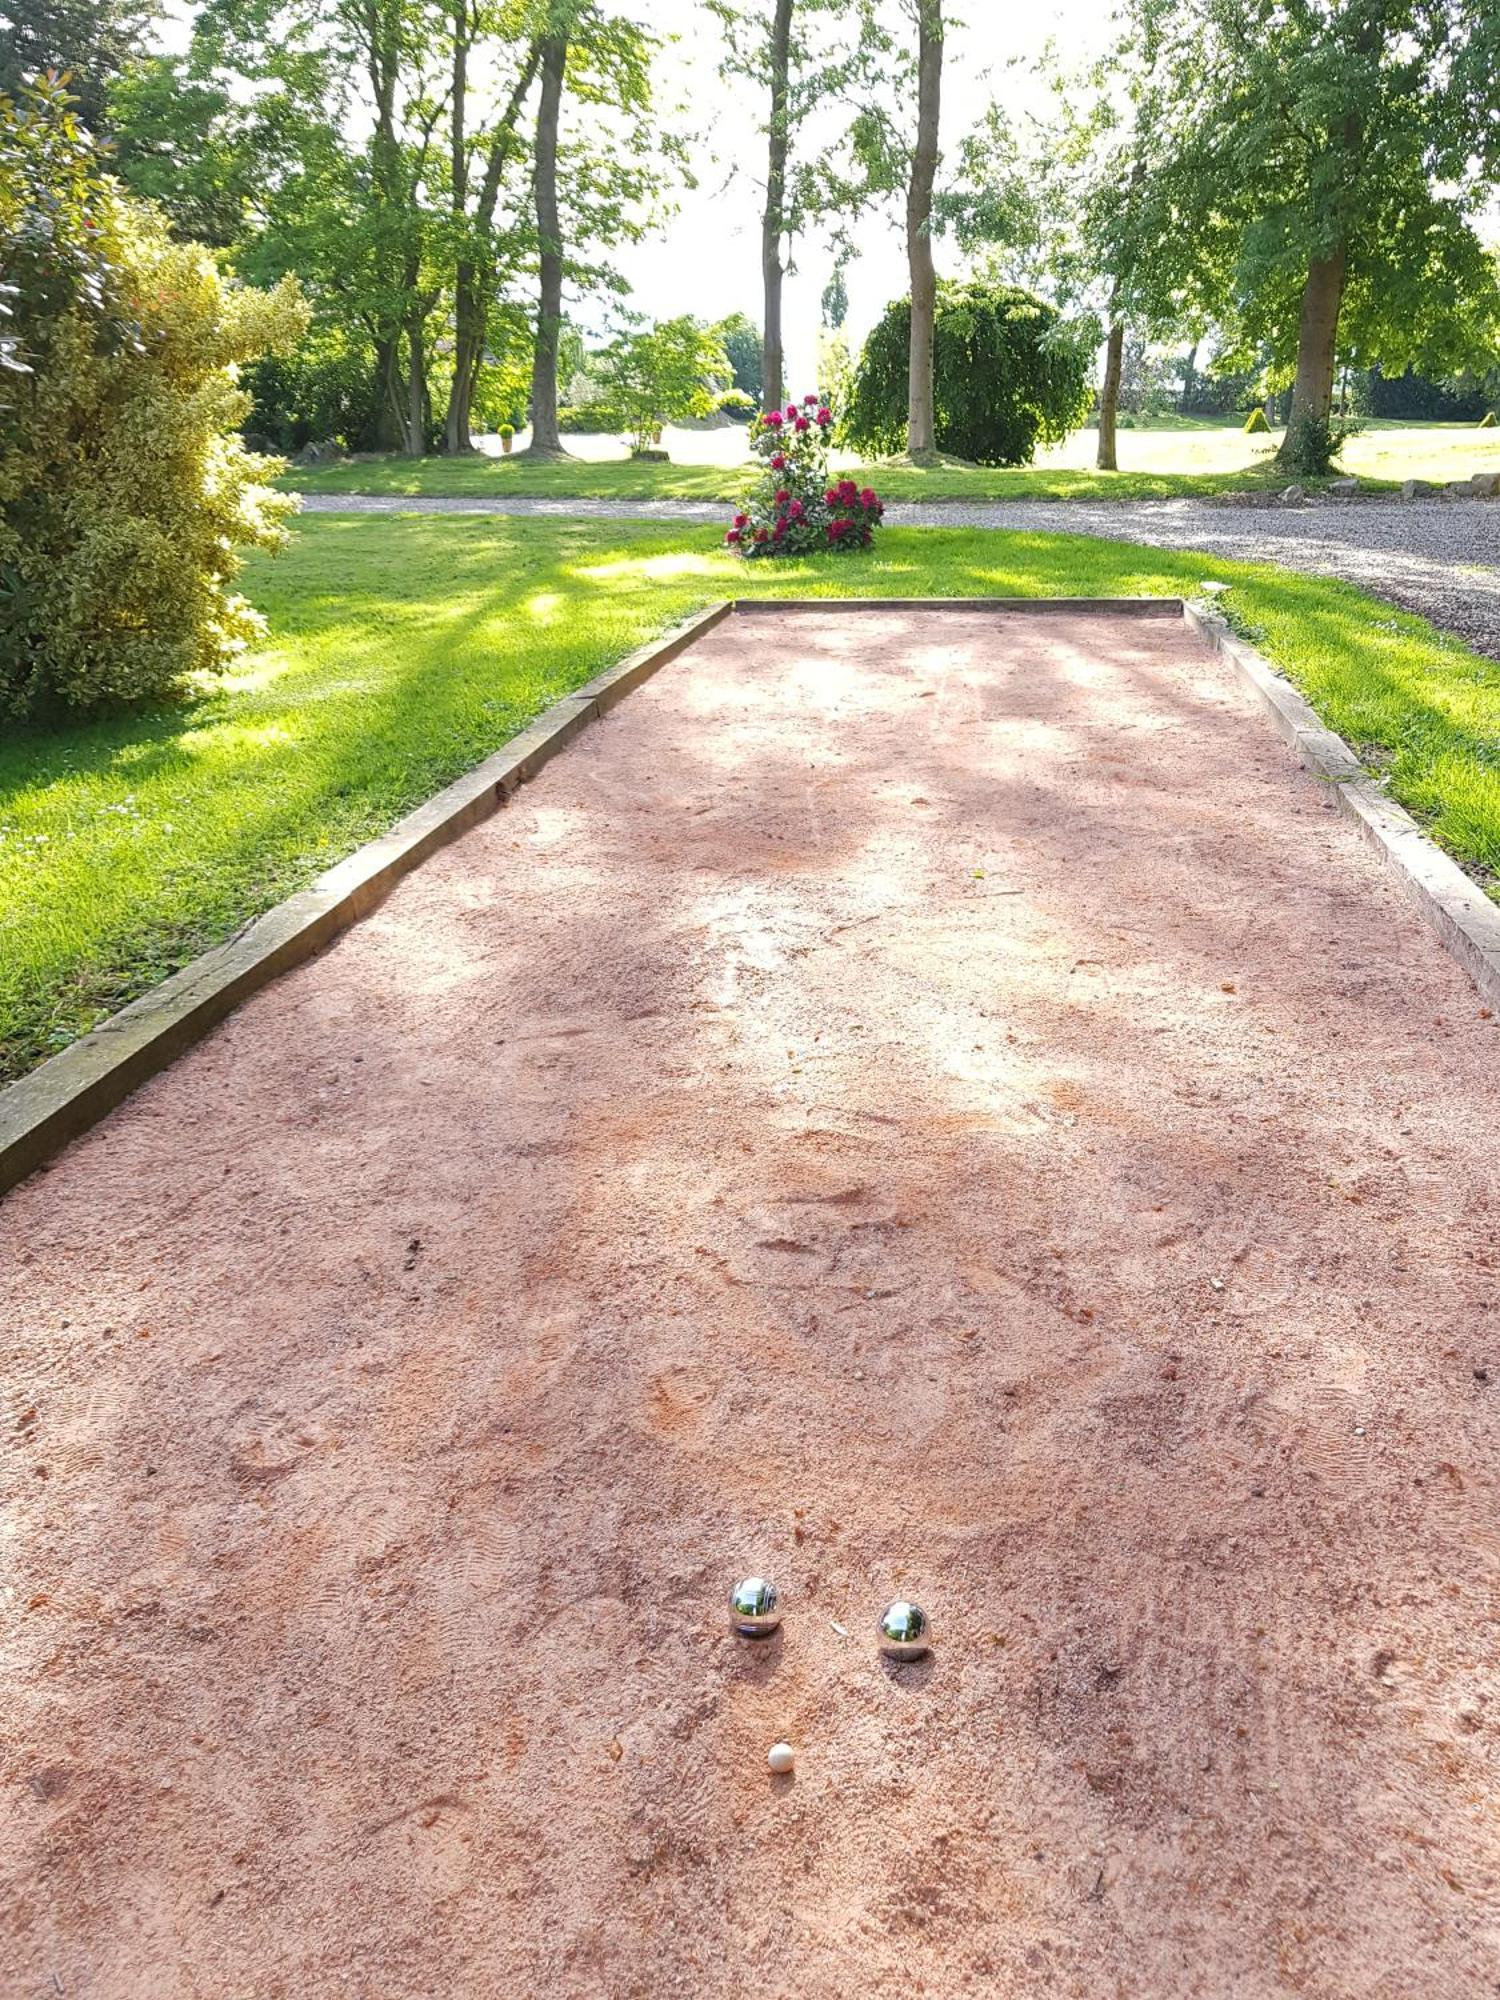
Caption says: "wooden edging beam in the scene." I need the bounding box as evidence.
[1183,598,1500,1011]
[733,594,1182,617]
[0,600,732,1197]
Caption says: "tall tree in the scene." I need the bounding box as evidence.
[760,0,793,412]
[444,8,543,454]
[1128,0,1500,469]
[842,0,946,458]
[527,28,567,454]
[521,4,679,460]
[708,0,876,417]
[903,0,941,459]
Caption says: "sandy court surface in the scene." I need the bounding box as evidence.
[4,606,1499,1999]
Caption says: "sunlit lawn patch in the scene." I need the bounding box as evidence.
[4,513,1498,1082]
[283,419,1500,502]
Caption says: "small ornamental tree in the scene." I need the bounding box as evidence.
[725,392,884,556]
[0,77,308,716]
[594,317,730,457]
[844,279,1091,466]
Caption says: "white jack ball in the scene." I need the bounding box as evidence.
[767,1742,795,1774]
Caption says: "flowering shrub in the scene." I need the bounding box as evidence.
[725,393,883,557]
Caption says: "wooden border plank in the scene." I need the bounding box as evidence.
[0,601,731,1197]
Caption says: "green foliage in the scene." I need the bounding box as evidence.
[821,261,848,330]
[557,403,625,434]
[708,0,884,263]
[1120,0,1500,399]
[594,316,730,455]
[0,78,308,715]
[0,0,154,131]
[242,327,383,453]
[102,0,686,460]
[815,322,853,415]
[1243,406,1270,435]
[1358,366,1489,425]
[715,387,756,418]
[1480,411,1497,429]
[844,280,1091,466]
[1279,412,1350,477]
[107,55,258,247]
[714,311,762,404]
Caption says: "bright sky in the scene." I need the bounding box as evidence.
[625,1,1118,381]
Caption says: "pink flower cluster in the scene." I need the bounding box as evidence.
[725,391,882,560]
[759,393,833,437]
[823,478,884,549]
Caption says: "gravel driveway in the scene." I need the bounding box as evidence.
[300,490,1500,656]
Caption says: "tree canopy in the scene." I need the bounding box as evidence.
[843,277,1092,464]
[1118,0,1500,463]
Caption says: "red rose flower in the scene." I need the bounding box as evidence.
[817,408,831,425]
[770,453,786,470]
[754,527,769,542]
[775,488,790,506]
[786,403,798,419]
[859,488,877,507]
[795,418,810,432]
[804,393,818,405]
[825,487,838,504]
[726,529,742,544]
[789,499,804,519]
[764,411,784,428]
[734,512,749,527]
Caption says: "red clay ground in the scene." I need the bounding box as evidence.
[3,607,1499,1999]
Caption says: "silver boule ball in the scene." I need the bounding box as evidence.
[730,1576,781,1638]
[877,1599,931,1661]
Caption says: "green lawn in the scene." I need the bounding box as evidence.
[4,514,1500,1085]
[284,419,1500,502]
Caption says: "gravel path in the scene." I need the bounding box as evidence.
[7,607,1498,1995]
[300,490,1500,656]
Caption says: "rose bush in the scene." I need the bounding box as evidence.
[725,393,883,557]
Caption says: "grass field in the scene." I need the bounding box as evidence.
[4,514,1500,1085]
[285,418,1500,502]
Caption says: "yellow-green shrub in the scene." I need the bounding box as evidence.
[1480,410,1498,429]
[0,80,309,715]
[1242,406,1271,434]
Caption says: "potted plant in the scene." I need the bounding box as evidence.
[499,423,515,455]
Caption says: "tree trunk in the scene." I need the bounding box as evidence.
[761,0,793,414]
[1278,245,1348,459]
[446,36,542,454]
[904,0,943,461]
[373,334,404,450]
[444,4,473,455]
[404,316,426,456]
[1181,337,1199,412]
[447,271,482,455]
[526,33,570,459]
[1097,319,1124,471]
